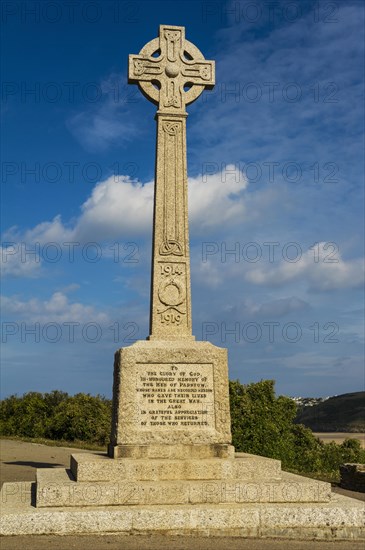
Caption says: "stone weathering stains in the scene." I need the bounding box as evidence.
[1,25,364,539]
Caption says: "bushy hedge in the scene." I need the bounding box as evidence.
[1,381,364,478]
[229,379,365,477]
[0,391,111,445]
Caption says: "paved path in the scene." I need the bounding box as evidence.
[1,439,364,550]
[0,439,91,486]
[1,534,364,550]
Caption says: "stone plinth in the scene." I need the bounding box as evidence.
[107,443,234,459]
[109,340,231,458]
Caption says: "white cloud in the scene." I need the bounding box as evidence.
[244,296,310,317]
[1,243,42,278]
[245,242,364,291]
[2,168,363,295]
[193,258,223,288]
[58,283,80,294]
[1,291,109,324]
[189,165,248,229]
[74,164,247,239]
[66,73,139,153]
[277,351,364,379]
[74,175,154,241]
[1,217,72,278]
[3,216,72,246]
[1,166,249,277]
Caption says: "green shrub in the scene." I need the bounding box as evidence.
[47,393,111,445]
[1,382,363,478]
[0,390,111,446]
[0,391,51,438]
[229,379,364,476]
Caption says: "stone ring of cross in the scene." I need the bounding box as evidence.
[128,25,215,113]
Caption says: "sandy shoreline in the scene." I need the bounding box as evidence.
[313,433,365,448]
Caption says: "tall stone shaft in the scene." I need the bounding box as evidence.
[150,112,192,339]
[128,24,215,340]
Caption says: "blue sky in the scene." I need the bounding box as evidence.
[1,0,364,399]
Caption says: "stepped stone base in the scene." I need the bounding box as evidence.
[1,484,364,539]
[32,451,329,508]
[1,451,364,539]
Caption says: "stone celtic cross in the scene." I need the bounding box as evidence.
[129,25,215,340]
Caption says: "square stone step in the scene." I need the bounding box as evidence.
[70,452,282,482]
[36,468,331,507]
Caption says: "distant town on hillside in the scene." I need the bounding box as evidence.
[291,396,332,407]
[293,392,364,433]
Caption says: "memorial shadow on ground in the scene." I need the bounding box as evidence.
[3,461,64,469]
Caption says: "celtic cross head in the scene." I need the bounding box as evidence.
[128,24,215,114]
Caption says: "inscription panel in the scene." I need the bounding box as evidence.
[135,363,215,429]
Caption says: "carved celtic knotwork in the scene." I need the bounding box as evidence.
[165,82,181,108]
[165,30,181,65]
[133,59,145,76]
[163,121,180,135]
[159,240,183,256]
[165,30,180,42]
[200,66,211,80]
[132,58,163,79]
